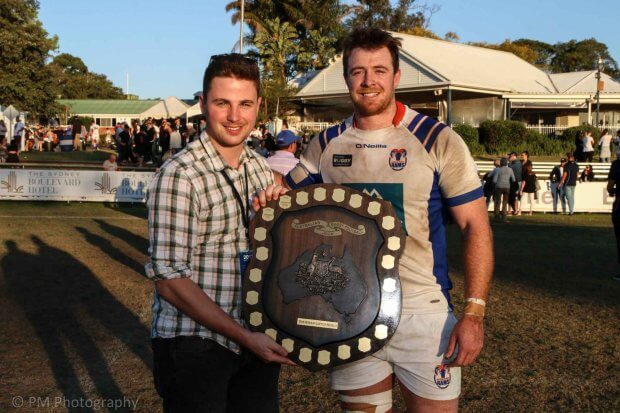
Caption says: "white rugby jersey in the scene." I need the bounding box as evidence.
[285,103,482,311]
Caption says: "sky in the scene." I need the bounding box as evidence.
[39,0,620,100]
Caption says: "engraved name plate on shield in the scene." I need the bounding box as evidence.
[243,184,405,371]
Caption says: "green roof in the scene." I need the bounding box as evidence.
[57,99,160,115]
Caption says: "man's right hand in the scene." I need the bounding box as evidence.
[242,331,296,365]
[252,184,289,211]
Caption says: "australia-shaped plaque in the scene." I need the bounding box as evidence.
[243,184,405,371]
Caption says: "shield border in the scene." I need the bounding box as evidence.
[243,184,405,371]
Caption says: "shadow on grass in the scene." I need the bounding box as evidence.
[75,227,145,276]
[2,236,152,412]
[447,220,619,306]
[102,202,148,219]
[93,219,149,254]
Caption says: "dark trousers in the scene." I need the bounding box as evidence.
[613,208,620,264]
[494,187,510,220]
[152,337,280,413]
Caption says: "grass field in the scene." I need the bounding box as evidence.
[0,202,618,412]
[18,149,113,163]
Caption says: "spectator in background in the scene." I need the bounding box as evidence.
[559,153,579,215]
[492,157,515,222]
[249,125,262,149]
[519,163,538,215]
[159,119,171,156]
[482,158,500,208]
[266,129,301,176]
[71,115,81,151]
[521,151,532,176]
[574,130,585,162]
[579,164,596,182]
[0,120,7,142]
[0,137,8,163]
[549,157,567,214]
[118,124,137,164]
[90,120,100,151]
[615,130,620,160]
[508,152,522,215]
[582,130,595,162]
[103,154,118,171]
[14,117,25,152]
[170,124,183,155]
[133,125,147,165]
[186,123,197,144]
[606,158,620,281]
[255,139,270,158]
[6,142,19,163]
[599,129,612,162]
[144,119,156,165]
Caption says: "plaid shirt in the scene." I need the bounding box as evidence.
[145,133,274,353]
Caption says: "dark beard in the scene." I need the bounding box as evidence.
[355,96,392,117]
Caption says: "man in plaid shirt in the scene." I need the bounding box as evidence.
[145,54,293,413]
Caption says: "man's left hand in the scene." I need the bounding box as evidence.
[444,315,484,367]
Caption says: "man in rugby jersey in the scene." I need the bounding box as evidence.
[255,28,493,412]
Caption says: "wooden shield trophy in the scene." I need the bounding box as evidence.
[243,184,405,371]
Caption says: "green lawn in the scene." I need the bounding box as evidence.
[0,203,617,412]
[19,148,114,163]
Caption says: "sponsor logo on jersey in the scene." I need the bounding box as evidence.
[332,154,352,167]
[355,143,387,149]
[434,365,451,389]
[389,149,407,171]
[345,183,407,234]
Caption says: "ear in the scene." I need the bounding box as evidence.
[393,69,401,88]
[199,94,207,116]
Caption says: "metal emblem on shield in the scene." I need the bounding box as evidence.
[243,184,405,371]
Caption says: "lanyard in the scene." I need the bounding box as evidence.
[199,136,251,239]
[220,165,250,240]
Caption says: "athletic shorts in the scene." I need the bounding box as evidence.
[330,311,461,401]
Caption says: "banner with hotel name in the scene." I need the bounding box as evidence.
[0,169,155,202]
[0,169,615,211]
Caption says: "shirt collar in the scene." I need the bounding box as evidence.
[198,131,255,172]
[273,150,296,158]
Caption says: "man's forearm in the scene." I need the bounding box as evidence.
[155,278,251,347]
[461,221,493,300]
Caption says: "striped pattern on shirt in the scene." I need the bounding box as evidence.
[145,133,274,353]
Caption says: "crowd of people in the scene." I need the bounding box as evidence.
[574,128,620,163]
[483,150,590,221]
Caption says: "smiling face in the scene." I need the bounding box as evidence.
[200,76,261,154]
[345,47,400,118]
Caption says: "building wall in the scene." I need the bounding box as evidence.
[452,97,505,125]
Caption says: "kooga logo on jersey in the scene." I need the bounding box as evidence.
[355,143,387,149]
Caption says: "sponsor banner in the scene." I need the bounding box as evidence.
[0,169,614,212]
[0,169,155,202]
[487,180,613,213]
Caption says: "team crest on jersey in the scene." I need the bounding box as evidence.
[434,365,451,389]
[389,149,407,171]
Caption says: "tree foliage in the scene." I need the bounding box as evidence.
[550,39,618,76]
[227,0,343,117]
[0,1,123,119]
[344,0,438,31]
[0,0,58,117]
[468,40,539,65]
[474,38,619,77]
[49,53,124,99]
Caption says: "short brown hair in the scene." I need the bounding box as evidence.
[342,28,401,76]
[203,53,260,97]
